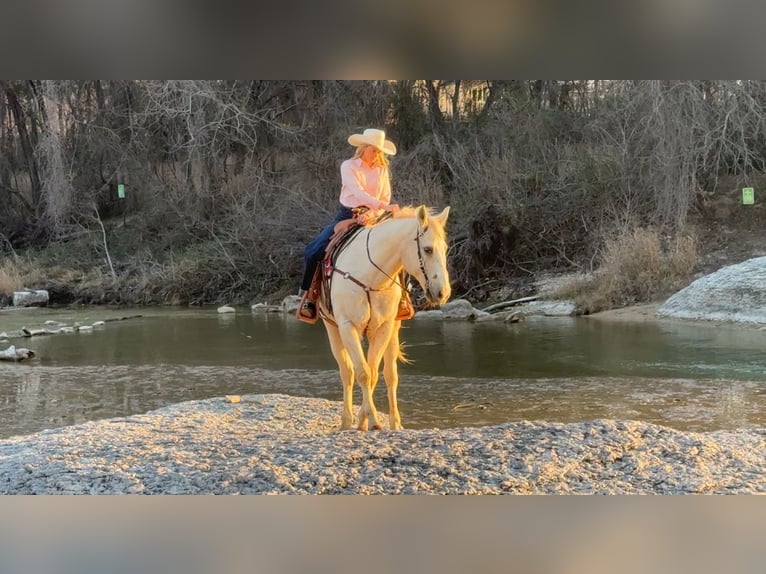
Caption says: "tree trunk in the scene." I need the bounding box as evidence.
[426,80,446,134]
[94,80,106,112]
[451,80,461,125]
[1,81,42,210]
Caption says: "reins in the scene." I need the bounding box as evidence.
[318,210,443,332]
[363,226,408,291]
[331,216,427,307]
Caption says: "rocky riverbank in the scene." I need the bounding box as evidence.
[1,394,764,494]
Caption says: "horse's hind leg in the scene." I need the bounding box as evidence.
[324,323,355,430]
[383,321,403,430]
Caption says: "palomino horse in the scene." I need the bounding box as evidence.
[319,205,451,431]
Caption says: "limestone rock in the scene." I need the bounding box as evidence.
[439,299,489,320]
[0,345,35,361]
[13,290,49,307]
[412,310,444,320]
[281,295,301,314]
[517,300,577,317]
[658,256,766,324]
[252,302,281,313]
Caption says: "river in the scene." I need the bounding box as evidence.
[2,305,766,438]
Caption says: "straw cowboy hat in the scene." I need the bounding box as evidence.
[348,128,397,156]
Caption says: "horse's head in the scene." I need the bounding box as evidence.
[402,205,452,307]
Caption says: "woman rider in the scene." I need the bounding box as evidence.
[298,128,400,321]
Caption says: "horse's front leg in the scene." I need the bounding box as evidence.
[323,321,355,430]
[383,321,403,430]
[338,322,383,431]
[366,319,398,426]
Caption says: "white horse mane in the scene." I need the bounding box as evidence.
[392,205,435,218]
[390,206,447,240]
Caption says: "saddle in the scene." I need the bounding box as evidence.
[297,215,414,325]
[296,218,362,325]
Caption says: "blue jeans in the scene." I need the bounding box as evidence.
[300,205,354,291]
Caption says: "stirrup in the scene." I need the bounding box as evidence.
[302,301,316,318]
[296,298,319,324]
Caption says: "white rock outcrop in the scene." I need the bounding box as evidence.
[517,300,576,317]
[281,295,301,314]
[658,256,766,324]
[0,345,35,361]
[440,299,490,320]
[13,290,49,307]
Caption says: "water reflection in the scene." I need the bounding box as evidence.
[2,307,766,438]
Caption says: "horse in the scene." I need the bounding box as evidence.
[319,205,451,431]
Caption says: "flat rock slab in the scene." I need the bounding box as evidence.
[13,290,49,307]
[658,256,766,324]
[0,345,35,361]
[1,394,764,494]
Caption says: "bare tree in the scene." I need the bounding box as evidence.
[4,80,766,304]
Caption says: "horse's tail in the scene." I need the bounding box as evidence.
[397,341,412,365]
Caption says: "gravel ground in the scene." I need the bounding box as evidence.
[1,393,765,494]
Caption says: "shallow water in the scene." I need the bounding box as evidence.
[2,306,766,438]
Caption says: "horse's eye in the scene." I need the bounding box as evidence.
[424,246,433,255]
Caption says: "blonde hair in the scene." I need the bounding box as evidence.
[352,144,390,168]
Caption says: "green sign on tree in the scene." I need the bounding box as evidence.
[743,187,754,205]
[118,184,126,199]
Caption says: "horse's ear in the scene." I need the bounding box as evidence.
[416,205,429,229]
[433,206,450,226]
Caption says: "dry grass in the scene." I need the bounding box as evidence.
[0,260,24,296]
[552,227,698,314]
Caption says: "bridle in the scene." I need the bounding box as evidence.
[412,225,431,296]
[333,220,431,299]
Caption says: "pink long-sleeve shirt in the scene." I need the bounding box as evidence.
[338,158,391,210]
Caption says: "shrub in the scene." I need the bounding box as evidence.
[0,260,23,296]
[554,227,697,313]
